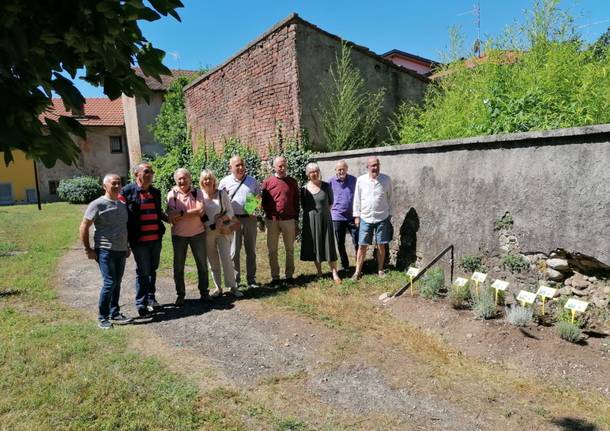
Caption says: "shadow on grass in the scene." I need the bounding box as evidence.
[242,274,320,300]
[550,417,598,430]
[0,289,21,297]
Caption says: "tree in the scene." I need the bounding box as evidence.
[0,0,183,167]
[319,42,385,152]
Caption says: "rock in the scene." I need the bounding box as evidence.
[592,296,609,308]
[569,273,590,290]
[558,286,571,296]
[564,277,572,286]
[547,258,570,272]
[571,286,590,297]
[466,333,473,339]
[546,268,564,281]
[603,286,610,295]
[584,276,598,283]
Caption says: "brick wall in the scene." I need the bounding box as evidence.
[185,24,301,158]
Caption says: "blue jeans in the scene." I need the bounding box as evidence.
[172,232,208,297]
[96,249,127,320]
[131,240,162,310]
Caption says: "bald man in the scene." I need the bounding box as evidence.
[328,160,358,271]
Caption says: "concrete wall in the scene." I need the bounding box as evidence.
[185,23,301,157]
[314,125,610,266]
[295,23,428,151]
[38,126,129,201]
[122,92,165,166]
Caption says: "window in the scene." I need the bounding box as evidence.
[26,189,37,203]
[0,183,13,204]
[110,136,123,153]
[48,180,60,195]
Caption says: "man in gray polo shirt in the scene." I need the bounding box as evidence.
[80,174,132,329]
[219,155,262,288]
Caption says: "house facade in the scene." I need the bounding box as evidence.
[184,14,429,156]
[0,150,37,205]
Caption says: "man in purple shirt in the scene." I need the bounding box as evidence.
[328,160,358,271]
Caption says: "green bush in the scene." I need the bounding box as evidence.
[472,288,497,319]
[505,305,533,326]
[57,176,102,204]
[459,255,484,273]
[502,253,529,273]
[418,267,445,299]
[556,321,582,343]
[449,280,471,308]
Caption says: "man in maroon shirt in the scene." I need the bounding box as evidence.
[261,156,299,285]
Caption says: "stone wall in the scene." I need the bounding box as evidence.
[295,23,428,150]
[37,126,129,201]
[314,125,610,267]
[185,22,301,157]
[122,92,166,166]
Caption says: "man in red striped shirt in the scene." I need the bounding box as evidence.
[120,163,167,316]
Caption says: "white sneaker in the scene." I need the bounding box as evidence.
[229,287,244,298]
[210,288,222,298]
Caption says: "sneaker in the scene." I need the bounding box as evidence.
[98,319,113,330]
[210,288,222,298]
[175,296,185,307]
[247,281,260,289]
[149,299,162,310]
[137,307,151,317]
[228,287,244,298]
[110,313,133,325]
[351,272,362,281]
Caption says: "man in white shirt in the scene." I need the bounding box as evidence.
[352,156,393,280]
[219,155,262,288]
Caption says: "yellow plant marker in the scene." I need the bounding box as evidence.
[407,267,420,296]
[516,290,536,308]
[536,285,557,316]
[491,279,509,305]
[564,298,589,324]
[471,272,487,297]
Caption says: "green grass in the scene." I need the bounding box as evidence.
[0,203,204,430]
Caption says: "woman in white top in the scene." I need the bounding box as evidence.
[199,169,242,297]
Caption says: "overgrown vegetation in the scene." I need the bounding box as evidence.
[472,288,497,319]
[494,212,514,231]
[319,41,385,152]
[459,255,484,273]
[502,253,529,273]
[449,280,471,308]
[556,320,582,343]
[418,267,445,299]
[505,304,534,326]
[390,0,610,144]
[57,176,101,204]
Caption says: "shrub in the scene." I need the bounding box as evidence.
[449,280,471,308]
[459,255,484,273]
[502,253,529,273]
[505,305,533,326]
[554,296,585,327]
[556,321,582,343]
[418,267,445,299]
[472,288,497,319]
[57,176,102,204]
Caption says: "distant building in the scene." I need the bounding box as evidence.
[0,151,37,205]
[184,13,429,155]
[381,49,440,76]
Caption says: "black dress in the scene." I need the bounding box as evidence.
[300,181,338,262]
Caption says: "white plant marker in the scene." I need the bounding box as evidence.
[536,285,557,316]
[517,290,537,307]
[471,272,487,296]
[406,267,420,297]
[491,279,509,305]
[564,298,589,324]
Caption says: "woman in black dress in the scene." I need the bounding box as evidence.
[300,162,341,284]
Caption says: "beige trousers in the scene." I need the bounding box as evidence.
[206,228,237,290]
[266,219,296,280]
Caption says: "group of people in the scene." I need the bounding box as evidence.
[80,155,393,329]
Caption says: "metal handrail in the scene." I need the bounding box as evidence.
[390,245,454,299]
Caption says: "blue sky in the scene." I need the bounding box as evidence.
[76,0,610,97]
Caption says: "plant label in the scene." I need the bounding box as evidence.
[565,298,588,313]
[536,286,557,299]
[454,277,468,287]
[516,290,537,305]
[491,280,509,291]
[407,267,420,277]
[471,272,487,283]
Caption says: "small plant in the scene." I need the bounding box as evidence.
[459,255,484,273]
[556,321,582,343]
[472,288,497,319]
[502,253,529,273]
[555,296,584,327]
[418,267,444,299]
[449,280,471,308]
[494,212,514,231]
[57,176,102,204]
[505,305,533,326]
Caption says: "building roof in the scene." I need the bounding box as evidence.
[134,68,198,91]
[428,51,521,80]
[185,13,429,92]
[381,49,440,67]
[42,98,124,126]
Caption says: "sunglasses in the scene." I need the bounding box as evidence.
[142,168,154,174]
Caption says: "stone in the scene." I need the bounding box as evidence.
[546,268,564,281]
[592,296,609,308]
[585,276,598,283]
[571,286,590,297]
[569,273,590,290]
[603,286,610,295]
[546,258,570,272]
[558,286,571,296]
[564,277,572,286]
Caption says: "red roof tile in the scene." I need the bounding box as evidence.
[42,98,124,126]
